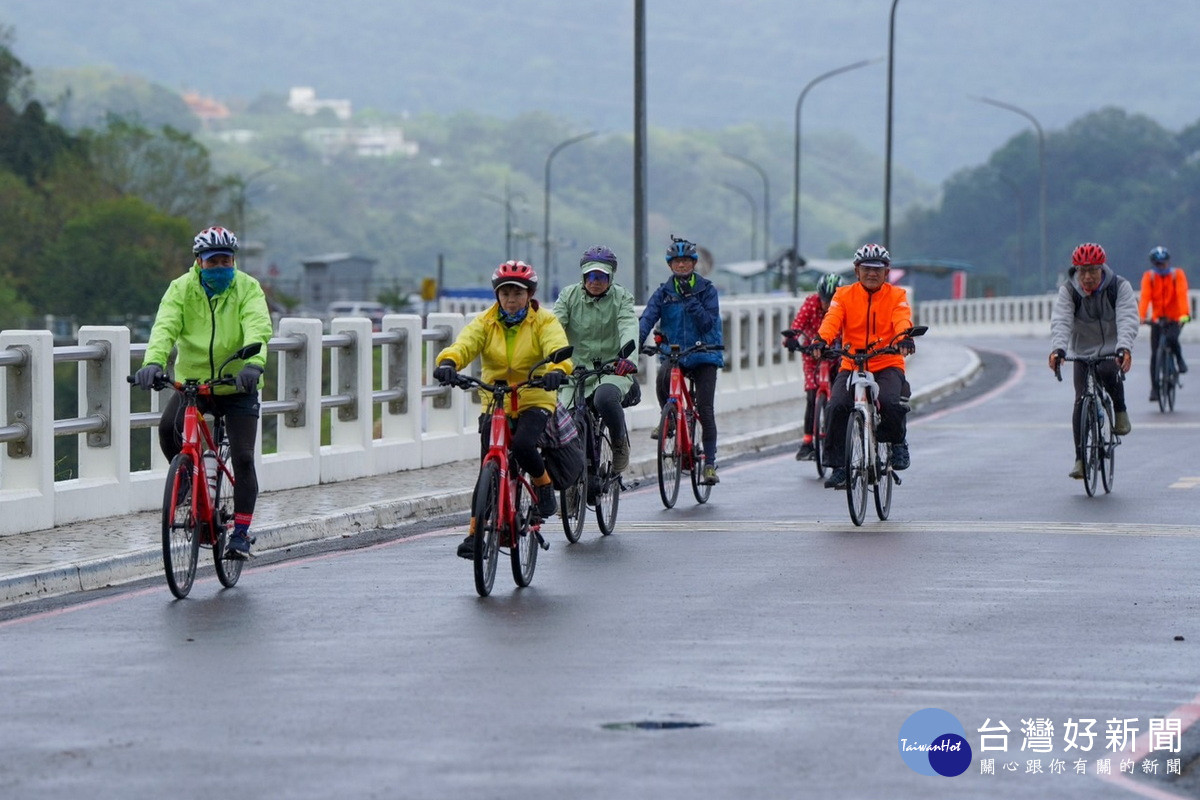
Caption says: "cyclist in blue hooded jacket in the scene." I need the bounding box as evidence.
[638,235,724,484]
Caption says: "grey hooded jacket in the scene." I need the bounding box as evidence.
[1049,264,1138,358]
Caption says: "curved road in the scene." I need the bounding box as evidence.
[1,337,1197,799]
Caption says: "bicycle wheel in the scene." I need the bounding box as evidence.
[1165,359,1177,412]
[560,468,586,544]
[212,442,242,588]
[1079,396,1100,497]
[845,410,868,526]
[472,462,501,597]
[1156,354,1169,413]
[813,392,828,478]
[510,473,538,587]
[656,404,682,509]
[161,454,201,599]
[594,420,620,535]
[1100,398,1116,494]
[689,413,712,504]
[873,441,893,520]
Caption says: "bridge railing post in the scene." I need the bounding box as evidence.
[0,330,55,533]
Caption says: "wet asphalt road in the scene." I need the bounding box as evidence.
[1,337,1197,800]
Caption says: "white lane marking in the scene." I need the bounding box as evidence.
[621,520,1200,537]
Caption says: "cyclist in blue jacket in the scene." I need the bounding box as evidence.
[638,235,724,484]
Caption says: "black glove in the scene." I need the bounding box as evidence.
[784,338,802,353]
[897,337,916,356]
[135,363,165,391]
[540,370,567,391]
[236,364,264,394]
[432,360,457,385]
[809,337,826,357]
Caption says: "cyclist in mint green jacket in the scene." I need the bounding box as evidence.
[136,226,273,560]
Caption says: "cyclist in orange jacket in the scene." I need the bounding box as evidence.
[811,244,915,490]
[1139,246,1190,401]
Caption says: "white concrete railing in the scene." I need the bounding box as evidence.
[0,297,808,537]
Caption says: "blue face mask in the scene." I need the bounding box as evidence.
[200,266,235,296]
[1154,265,1171,276]
[498,305,528,327]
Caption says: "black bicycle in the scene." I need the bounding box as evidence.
[1147,319,1182,413]
[559,341,637,542]
[1055,354,1122,496]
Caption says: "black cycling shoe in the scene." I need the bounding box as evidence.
[890,442,910,471]
[536,484,557,518]
[456,535,474,559]
[823,468,847,489]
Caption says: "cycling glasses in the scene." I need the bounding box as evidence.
[584,270,612,283]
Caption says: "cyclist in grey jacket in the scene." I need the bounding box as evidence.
[552,246,640,472]
[1048,243,1137,479]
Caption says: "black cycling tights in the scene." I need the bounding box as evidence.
[479,407,550,479]
[656,363,718,465]
[159,391,260,515]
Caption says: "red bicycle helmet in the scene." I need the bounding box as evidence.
[491,260,539,294]
[1071,243,1106,267]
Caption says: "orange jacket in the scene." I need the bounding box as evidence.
[1138,268,1190,322]
[818,282,913,372]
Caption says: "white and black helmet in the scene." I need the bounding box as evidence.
[853,243,891,268]
[192,226,240,256]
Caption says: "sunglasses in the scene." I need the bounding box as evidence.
[584,271,611,283]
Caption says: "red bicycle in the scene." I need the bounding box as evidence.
[128,343,262,598]
[442,346,572,596]
[783,330,838,478]
[641,339,724,508]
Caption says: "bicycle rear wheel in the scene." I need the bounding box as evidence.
[1079,396,1100,497]
[162,454,201,599]
[1100,399,1116,494]
[1166,360,1177,412]
[656,404,682,509]
[813,392,828,478]
[689,413,712,504]
[845,410,868,526]
[594,420,620,535]
[472,462,501,596]
[212,439,242,588]
[1156,354,1169,413]
[560,469,586,544]
[873,441,893,520]
[511,473,538,587]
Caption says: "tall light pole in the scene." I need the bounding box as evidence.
[792,57,879,294]
[720,181,758,260]
[723,152,769,267]
[883,0,900,250]
[543,131,598,294]
[483,183,525,260]
[974,96,1048,292]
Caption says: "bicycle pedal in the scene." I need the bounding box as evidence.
[619,477,640,491]
[535,530,550,551]
[893,473,903,486]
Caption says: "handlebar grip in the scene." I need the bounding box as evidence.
[125,375,136,384]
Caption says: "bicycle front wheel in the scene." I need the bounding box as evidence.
[162,454,201,599]
[212,441,242,588]
[874,441,893,520]
[813,392,828,478]
[1165,359,1177,412]
[689,413,712,504]
[594,420,620,535]
[472,462,501,596]
[510,473,538,587]
[560,469,586,544]
[845,410,868,526]
[656,404,682,509]
[1079,396,1100,497]
[1100,399,1116,494]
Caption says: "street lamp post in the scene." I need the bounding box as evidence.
[720,181,758,261]
[723,152,769,267]
[884,0,900,250]
[792,57,879,294]
[544,131,599,294]
[974,96,1048,292]
[483,183,525,260]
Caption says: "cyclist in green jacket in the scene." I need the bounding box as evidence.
[552,245,640,472]
[135,226,273,560]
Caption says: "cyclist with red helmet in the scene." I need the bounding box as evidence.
[1049,243,1137,479]
[1138,245,1190,401]
[552,245,639,473]
[638,235,724,485]
[434,260,573,559]
[135,226,272,560]
[811,244,915,489]
[783,272,841,461]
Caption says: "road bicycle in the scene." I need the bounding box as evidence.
[1147,319,1183,413]
[825,326,926,526]
[1055,354,1123,497]
[640,339,725,509]
[442,346,572,597]
[559,340,637,543]
[782,330,837,478]
[128,343,262,599]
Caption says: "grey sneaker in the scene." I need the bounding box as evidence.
[611,437,630,473]
[1068,460,1085,480]
[701,464,719,485]
[823,468,847,489]
[1113,411,1131,436]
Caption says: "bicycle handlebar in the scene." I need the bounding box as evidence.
[640,341,725,361]
[1053,353,1124,383]
[126,374,238,392]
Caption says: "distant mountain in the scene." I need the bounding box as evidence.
[6,0,1200,182]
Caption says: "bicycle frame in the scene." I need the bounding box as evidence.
[665,358,698,473]
[479,389,534,551]
[1056,354,1121,496]
[173,388,228,544]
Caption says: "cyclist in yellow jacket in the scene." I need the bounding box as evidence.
[434,260,573,559]
[135,226,272,560]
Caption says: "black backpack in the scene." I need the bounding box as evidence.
[1068,279,1120,316]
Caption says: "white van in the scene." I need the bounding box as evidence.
[326,301,387,331]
